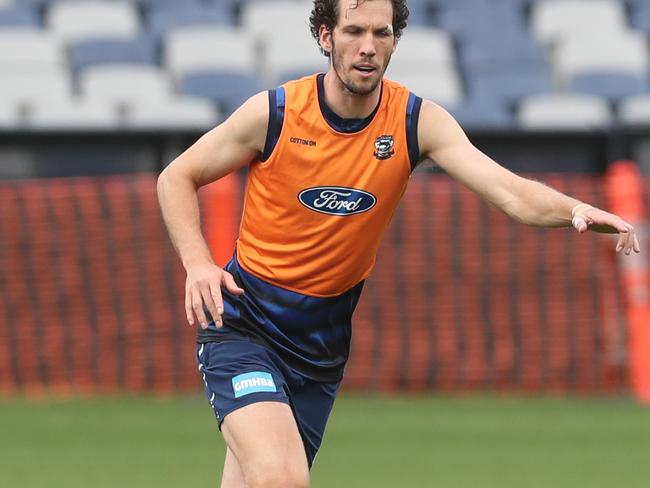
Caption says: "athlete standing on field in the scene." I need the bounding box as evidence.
[157,1,640,486]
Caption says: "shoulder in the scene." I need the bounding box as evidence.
[417,99,469,160]
[221,90,270,153]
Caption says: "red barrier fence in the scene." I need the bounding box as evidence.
[0,172,646,396]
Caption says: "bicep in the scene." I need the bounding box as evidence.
[162,91,269,187]
[418,100,522,208]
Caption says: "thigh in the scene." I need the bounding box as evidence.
[221,401,309,488]
[220,447,245,488]
[196,341,309,487]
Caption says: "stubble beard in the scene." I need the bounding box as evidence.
[330,40,391,96]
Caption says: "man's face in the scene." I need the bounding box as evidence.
[321,0,396,96]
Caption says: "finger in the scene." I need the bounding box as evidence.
[191,287,208,329]
[223,272,245,295]
[621,226,635,254]
[185,288,195,326]
[616,232,625,253]
[200,283,221,328]
[207,282,224,328]
[633,234,640,253]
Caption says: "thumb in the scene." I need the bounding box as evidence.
[222,272,245,295]
[572,216,588,233]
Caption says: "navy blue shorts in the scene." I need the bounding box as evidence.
[196,339,340,467]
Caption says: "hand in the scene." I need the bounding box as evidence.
[571,204,640,255]
[185,263,245,329]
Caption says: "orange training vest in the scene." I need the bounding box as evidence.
[236,74,413,297]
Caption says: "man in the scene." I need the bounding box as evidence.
[157,1,640,486]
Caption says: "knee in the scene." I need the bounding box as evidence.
[245,461,309,488]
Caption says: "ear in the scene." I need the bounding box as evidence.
[319,25,333,54]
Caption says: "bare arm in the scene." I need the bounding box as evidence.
[418,100,640,254]
[157,91,269,327]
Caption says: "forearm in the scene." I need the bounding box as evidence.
[157,170,214,270]
[504,178,583,227]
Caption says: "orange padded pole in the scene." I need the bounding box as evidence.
[202,172,242,266]
[605,161,650,404]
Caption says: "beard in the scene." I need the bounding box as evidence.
[330,40,391,96]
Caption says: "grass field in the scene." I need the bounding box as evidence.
[1,394,649,487]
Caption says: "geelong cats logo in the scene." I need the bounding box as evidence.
[374,134,394,160]
[298,186,377,216]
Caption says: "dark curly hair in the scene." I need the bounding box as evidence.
[309,0,409,57]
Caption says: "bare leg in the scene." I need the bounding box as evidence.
[220,447,246,488]
[221,401,309,488]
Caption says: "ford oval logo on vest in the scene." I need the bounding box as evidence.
[298,186,377,216]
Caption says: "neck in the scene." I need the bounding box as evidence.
[322,70,382,119]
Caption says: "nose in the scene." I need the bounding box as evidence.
[359,32,376,57]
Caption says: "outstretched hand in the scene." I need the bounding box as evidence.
[571,203,640,255]
[185,263,245,329]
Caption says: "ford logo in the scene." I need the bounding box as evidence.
[298,186,377,216]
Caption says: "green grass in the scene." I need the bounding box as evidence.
[1,394,649,487]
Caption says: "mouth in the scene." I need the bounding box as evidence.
[353,64,377,77]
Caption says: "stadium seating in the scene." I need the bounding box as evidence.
[0,4,40,26]
[390,27,455,73]
[618,94,650,126]
[552,32,649,87]
[448,98,515,129]
[1,0,650,129]
[26,97,120,129]
[570,72,649,102]
[145,2,236,38]
[1,70,71,105]
[0,29,65,72]
[517,93,612,130]
[46,1,140,43]
[164,27,256,79]
[531,0,627,44]
[125,96,219,129]
[69,35,158,73]
[179,71,261,115]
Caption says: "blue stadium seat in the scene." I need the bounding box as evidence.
[179,71,261,115]
[69,35,158,74]
[569,72,649,102]
[405,0,435,27]
[460,33,547,76]
[448,97,515,129]
[467,68,552,106]
[629,1,650,33]
[436,0,527,43]
[0,5,40,27]
[146,2,236,37]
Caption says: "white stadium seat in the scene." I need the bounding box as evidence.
[125,96,219,129]
[241,0,312,43]
[531,0,627,43]
[265,29,326,84]
[0,69,70,104]
[164,27,256,79]
[384,68,463,107]
[552,31,649,86]
[26,96,120,129]
[517,93,611,130]
[389,27,456,72]
[46,0,140,43]
[0,100,21,128]
[618,94,650,126]
[79,64,174,103]
[0,29,65,72]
